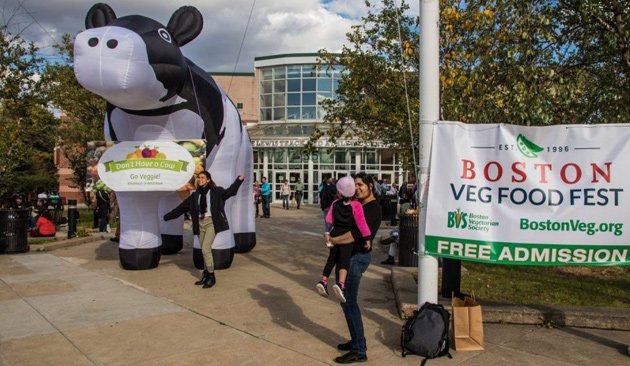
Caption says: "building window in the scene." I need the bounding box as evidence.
[236,102,243,109]
[258,63,342,122]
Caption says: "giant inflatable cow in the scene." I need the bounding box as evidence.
[74,3,256,270]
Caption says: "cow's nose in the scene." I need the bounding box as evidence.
[106,39,118,49]
[88,37,98,47]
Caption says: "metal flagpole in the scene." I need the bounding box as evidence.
[417,0,440,306]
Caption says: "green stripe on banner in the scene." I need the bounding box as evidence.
[425,235,630,266]
[103,159,189,172]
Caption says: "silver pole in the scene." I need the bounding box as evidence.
[418,0,440,306]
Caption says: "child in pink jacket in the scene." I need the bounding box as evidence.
[316,176,371,303]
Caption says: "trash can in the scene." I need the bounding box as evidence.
[0,208,31,254]
[398,213,418,267]
[441,258,462,298]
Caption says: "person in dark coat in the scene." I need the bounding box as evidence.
[319,178,337,232]
[164,171,244,289]
[96,189,111,233]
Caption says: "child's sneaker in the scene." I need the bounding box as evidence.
[315,281,329,297]
[332,283,347,303]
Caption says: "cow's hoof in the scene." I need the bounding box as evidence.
[234,232,256,253]
[212,247,235,270]
[161,234,183,255]
[119,247,161,270]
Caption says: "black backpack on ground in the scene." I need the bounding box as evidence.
[401,302,452,365]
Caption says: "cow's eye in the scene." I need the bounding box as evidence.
[88,37,99,47]
[158,28,172,43]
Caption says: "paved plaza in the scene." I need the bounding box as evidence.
[1,205,629,365]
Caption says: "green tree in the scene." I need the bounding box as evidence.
[41,34,106,203]
[317,0,627,168]
[557,0,629,123]
[0,26,58,203]
[440,0,578,125]
[318,0,420,169]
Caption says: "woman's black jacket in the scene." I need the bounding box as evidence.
[163,178,243,235]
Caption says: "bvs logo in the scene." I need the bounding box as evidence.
[447,209,468,229]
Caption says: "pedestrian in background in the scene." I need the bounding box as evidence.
[280,179,291,210]
[319,178,337,232]
[388,183,398,226]
[294,177,304,209]
[30,210,56,238]
[253,181,261,217]
[260,176,271,218]
[96,188,110,233]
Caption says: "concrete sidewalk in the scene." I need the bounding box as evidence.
[1,205,629,365]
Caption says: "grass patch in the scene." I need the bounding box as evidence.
[74,208,118,231]
[456,262,630,307]
[28,237,57,244]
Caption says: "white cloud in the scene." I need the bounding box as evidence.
[2,0,367,71]
[323,0,369,19]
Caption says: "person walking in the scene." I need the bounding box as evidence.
[260,177,271,218]
[280,180,291,210]
[326,172,381,364]
[164,171,244,289]
[294,177,304,209]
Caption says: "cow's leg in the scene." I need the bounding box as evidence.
[117,191,162,270]
[159,192,184,254]
[211,230,235,270]
[232,131,256,253]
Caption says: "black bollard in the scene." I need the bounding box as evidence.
[67,199,78,239]
[441,258,462,298]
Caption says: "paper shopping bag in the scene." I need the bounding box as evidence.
[451,293,484,351]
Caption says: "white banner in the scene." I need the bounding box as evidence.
[89,140,205,192]
[426,122,630,266]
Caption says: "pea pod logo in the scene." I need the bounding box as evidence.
[516,134,544,158]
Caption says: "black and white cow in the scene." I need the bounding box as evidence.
[74,3,256,270]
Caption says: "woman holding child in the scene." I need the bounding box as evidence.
[323,172,381,364]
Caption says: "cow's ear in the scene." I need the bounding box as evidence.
[85,3,117,29]
[167,6,203,47]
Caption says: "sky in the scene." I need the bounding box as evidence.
[0,0,396,72]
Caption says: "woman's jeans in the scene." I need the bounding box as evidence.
[336,251,371,355]
[282,194,289,209]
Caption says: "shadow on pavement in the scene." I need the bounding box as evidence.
[560,326,629,356]
[249,284,343,345]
